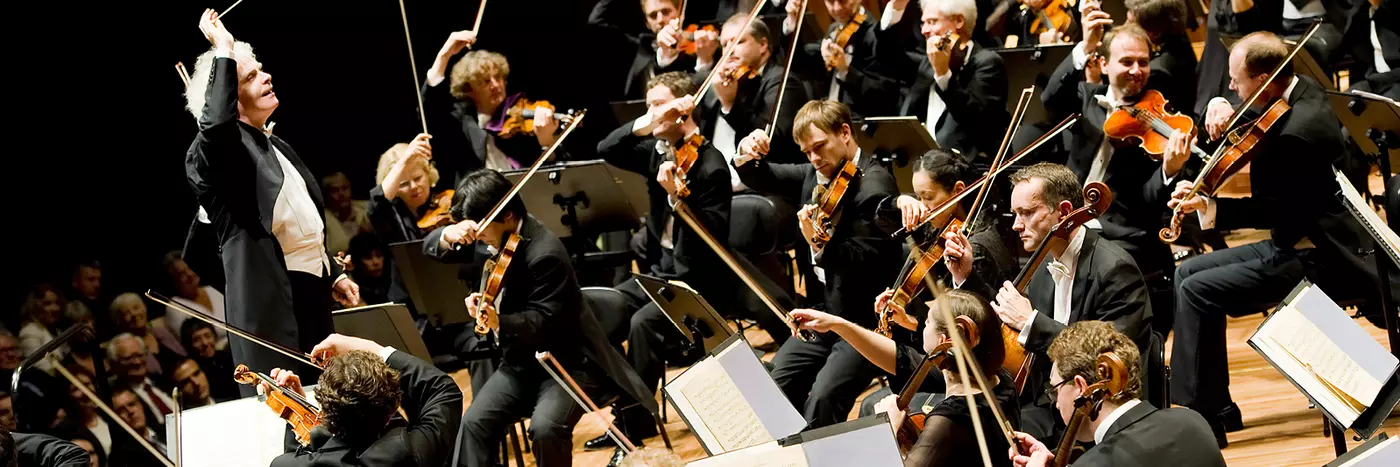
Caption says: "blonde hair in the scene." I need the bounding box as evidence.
[792,100,853,143]
[185,41,258,120]
[449,50,510,101]
[375,143,440,186]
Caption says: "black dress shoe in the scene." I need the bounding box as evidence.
[606,447,628,467]
[1208,417,1229,449]
[1219,403,1244,432]
[584,433,617,451]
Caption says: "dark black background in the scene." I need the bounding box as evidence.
[7,0,643,322]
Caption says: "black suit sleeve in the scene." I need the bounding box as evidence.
[421,79,482,184]
[496,249,575,347]
[814,166,901,271]
[1025,256,1151,352]
[1215,0,1284,34]
[671,151,732,282]
[422,226,477,263]
[937,52,1009,134]
[733,158,810,200]
[1042,49,1088,123]
[186,57,243,194]
[388,350,464,467]
[597,122,657,176]
[12,433,91,467]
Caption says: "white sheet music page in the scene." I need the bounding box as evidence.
[687,439,809,467]
[668,357,770,453]
[1268,306,1378,405]
[1339,436,1399,467]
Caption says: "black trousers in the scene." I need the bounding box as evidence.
[1170,241,1304,416]
[233,270,332,396]
[769,335,881,428]
[610,279,686,438]
[454,363,592,467]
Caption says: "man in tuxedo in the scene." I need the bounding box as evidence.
[780,0,908,117]
[1010,321,1225,467]
[593,71,733,455]
[183,10,358,391]
[256,334,461,467]
[888,0,1010,162]
[736,100,906,428]
[1174,31,1387,447]
[109,387,168,467]
[989,162,1154,444]
[1042,13,1189,326]
[1128,0,1198,114]
[624,0,719,99]
[1344,0,1399,99]
[702,14,810,167]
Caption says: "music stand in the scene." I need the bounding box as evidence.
[854,116,938,194]
[996,44,1074,124]
[1221,34,1333,89]
[1326,90,1400,181]
[1335,168,1400,358]
[501,160,648,273]
[610,99,648,126]
[332,303,433,363]
[632,273,736,355]
[389,240,474,326]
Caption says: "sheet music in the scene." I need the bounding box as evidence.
[1335,168,1400,267]
[669,358,771,453]
[687,439,809,467]
[1266,307,1384,407]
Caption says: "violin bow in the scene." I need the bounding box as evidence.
[960,87,1034,235]
[397,0,429,134]
[171,388,183,467]
[764,0,809,138]
[175,62,190,89]
[931,296,1021,458]
[471,0,488,34]
[472,110,588,235]
[891,112,1081,238]
[145,290,323,369]
[51,359,177,467]
[691,0,767,102]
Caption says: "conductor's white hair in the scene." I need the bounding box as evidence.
[184,41,257,120]
[921,0,978,37]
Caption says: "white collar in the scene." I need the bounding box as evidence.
[1050,225,1087,270]
[815,148,861,184]
[1093,399,1143,444]
[1282,76,1300,104]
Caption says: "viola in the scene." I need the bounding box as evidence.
[475,232,521,335]
[720,63,758,87]
[678,24,717,55]
[1026,0,1076,43]
[670,133,706,198]
[1004,181,1112,393]
[825,9,868,70]
[416,189,456,230]
[1103,90,1211,161]
[806,159,859,247]
[931,31,970,70]
[1051,353,1130,467]
[878,220,963,338]
[498,98,576,139]
[233,364,322,446]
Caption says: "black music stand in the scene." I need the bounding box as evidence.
[1221,34,1333,89]
[390,240,474,326]
[1327,90,1400,183]
[854,116,937,195]
[332,303,433,363]
[996,44,1074,124]
[501,160,648,273]
[610,99,648,126]
[1335,168,1400,359]
[632,273,737,355]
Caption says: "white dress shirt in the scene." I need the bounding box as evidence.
[270,145,329,277]
[133,378,178,422]
[1019,226,1087,344]
[1371,6,1392,74]
[1283,0,1326,19]
[89,417,113,455]
[477,113,515,170]
[1094,399,1143,443]
[713,64,767,192]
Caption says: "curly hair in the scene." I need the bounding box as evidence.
[185,41,258,120]
[374,142,440,187]
[20,284,64,325]
[316,350,402,445]
[449,50,510,101]
[1047,321,1142,404]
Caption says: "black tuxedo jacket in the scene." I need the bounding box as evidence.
[421,82,564,187]
[1214,76,1386,302]
[699,60,811,165]
[734,154,904,328]
[1149,36,1199,117]
[790,13,906,118]
[11,432,90,467]
[1021,229,1153,403]
[271,351,461,467]
[1043,51,1179,269]
[422,217,660,417]
[185,57,344,377]
[1344,0,1400,86]
[597,124,735,302]
[1073,402,1227,467]
[897,43,1010,161]
[624,40,700,100]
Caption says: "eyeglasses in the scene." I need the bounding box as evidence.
[1043,379,1072,402]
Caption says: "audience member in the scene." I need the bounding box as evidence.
[64,263,107,335]
[168,358,215,408]
[347,233,392,306]
[0,393,13,432]
[107,387,165,466]
[106,295,171,375]
[159,252,228,346]
[66,436,100,467]
[104,335,173,430]
[53,368,113,460]
[19,285,66,374]
[178,321,238,403]
[321,172,373,255]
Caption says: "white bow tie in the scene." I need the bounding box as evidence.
[1094,95,1119,111]
[1047,260,1071,282]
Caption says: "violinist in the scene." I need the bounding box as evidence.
[1042,13,1186,309]
[422,31,565,178]
[780,0,907,118]
[425,170,656,467]
[890,0,1010,162]
[1009,321,1224,467]
[1126,0,1197,119]
[184,10,358,391]
[593,71,734,456]
[1008,0,1081,46]
[1170,32,1385,448]
[258,334,462,467]
[736,100,904,428]
[990,163,1151,444]
[368,134,439,244]
[627,0,719,99]
[701,13,810,170]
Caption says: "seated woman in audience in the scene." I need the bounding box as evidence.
[347,233,392,306]
[60,305,109,392]
[179,320,238,403]
[54,366,114,463]
[158,252,227,347]
[321,172,373,255]
[18,284,66,374]
[106,294,173,375]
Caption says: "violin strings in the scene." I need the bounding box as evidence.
[398,0,430,135]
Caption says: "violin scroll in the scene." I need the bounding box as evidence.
[232,364,255,385]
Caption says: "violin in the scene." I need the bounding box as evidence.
[806,158,860,247]
[1051,353,1130,467]
[894,316,979,451]
[1159,21,1319,243]
[416,189,457,230]
[1026,0,1077,44]
[720,63,758,87]
[670,133,706,198]
[826,9,868,70]
[1004,181,1112,393]
[474,232,521,335]
[1103,89,1212,161]
[233,364,322,446]
[499,98,576,139]
[678,24,717,55]
[878,220,964,338]
[931,31,970,70]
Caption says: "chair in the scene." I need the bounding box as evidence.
[1143,329,1169,410]
[727,194,799,339]
[583,286,634,349]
